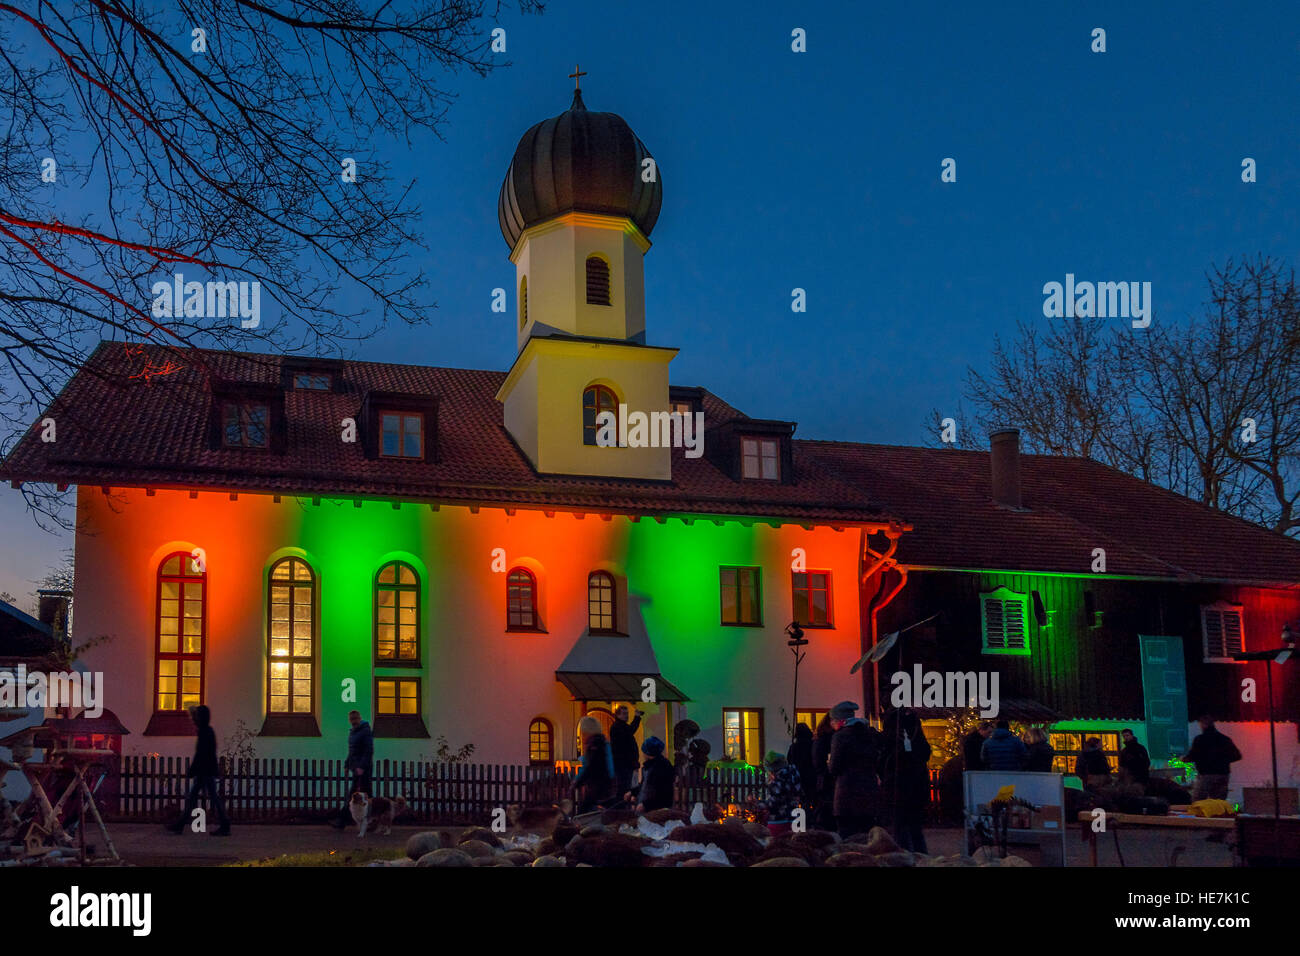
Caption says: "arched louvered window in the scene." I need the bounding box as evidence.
[529,718,554,765]
[588,571,617,633]
[583,384,619,446]
[519,276,528,330]
[376,561,420,663]
[507,567,539,630]
[268,557,316,715]
[155,551,206,714]
[585,255,611,306]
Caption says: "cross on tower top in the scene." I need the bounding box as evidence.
[568,64,587,91]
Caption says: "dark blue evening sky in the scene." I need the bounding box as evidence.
[1,1,1297,598]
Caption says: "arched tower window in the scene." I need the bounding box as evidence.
[582,384,618,446]
[155,551,206,714]
[529,718,554,765]
[519,276,528,330]
[268,557,316,715]
[585,255,611,306]
[507,567,539,630]
[588,571,617,633]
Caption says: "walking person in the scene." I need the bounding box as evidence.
[981,720,1028,771]
[812,714,837,830]
[1119,729,1151,786]
[880,707,932,853]
[625,736,675,813]
[826,701,881,838]
[1023,727,1056,772]
[1183,715,1242,801]
[572,716,615,813]
[608,704,644,804]
[166,704,231,836]
[332,710,373,828]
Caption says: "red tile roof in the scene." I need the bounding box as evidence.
[5,342,1300,586]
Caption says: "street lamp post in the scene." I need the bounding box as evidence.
[786,622,808,742]
[1232,621,1295,822]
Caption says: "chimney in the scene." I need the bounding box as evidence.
[989,428,1022,509]
[37,588,72,644]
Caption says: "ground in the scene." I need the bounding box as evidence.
[76,823,1236,867]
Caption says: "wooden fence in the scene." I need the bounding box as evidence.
[109,755,768,825]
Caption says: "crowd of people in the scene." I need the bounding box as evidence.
[163,702,1245,838]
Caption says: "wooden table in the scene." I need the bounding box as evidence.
[1076,809,1235,866]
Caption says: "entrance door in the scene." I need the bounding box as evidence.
[1138,635,1189,766]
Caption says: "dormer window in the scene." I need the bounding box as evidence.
[741,436,780,480]
[292,372,332,390]
[381,412,423,459]
[670,400,693,417]
[222,402,269,448]
[585,255,611,306]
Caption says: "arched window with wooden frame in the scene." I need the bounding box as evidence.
[506,567,540,631]
[582,384,619,446]
[376,561,420,665]
[529,718,554,765]
[519,275,528,330]
[588,571,617,633]
[585,254,612,306]
[154,551,206,717]
[267,557,316,716]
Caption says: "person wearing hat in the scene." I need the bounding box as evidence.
[827,700,883,837]
[761,750,802,834]
[625,736,675,813]
[572,715,615,813]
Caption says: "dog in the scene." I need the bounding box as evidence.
[505,798,573,835]
[349,793,407,837]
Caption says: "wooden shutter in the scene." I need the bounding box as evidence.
[1202,604,1244,660]
[982,592,1027,651]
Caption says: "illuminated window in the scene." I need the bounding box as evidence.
[980,587,1029,654]
[376,677,420,717]
[792,571,833,627]
[1201,602,1245,662]
[722,708,763,765]
[720,566,762,626]
[376,562,419,663]
[519,276,528,329]
[582,385,619,446]
[267,557,315,715]
[507,568,540,630]
[588,571,617,633]
[380,411,423,459]
[1049,731,1120,777]
[529,718,554,765]
[795,709,829,734]
[155,552,205,713]
[585,255,611,306]
[222,402,269,448]
[741,436,779,480]
[670,400,694,418]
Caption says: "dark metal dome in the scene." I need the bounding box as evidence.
[498,89,662,249]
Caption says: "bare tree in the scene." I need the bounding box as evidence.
[947,256,1300,537]
[0,0,541,527]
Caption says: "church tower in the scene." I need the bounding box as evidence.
[495,81,677,480]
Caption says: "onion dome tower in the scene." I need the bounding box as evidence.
[495,76,677,480]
